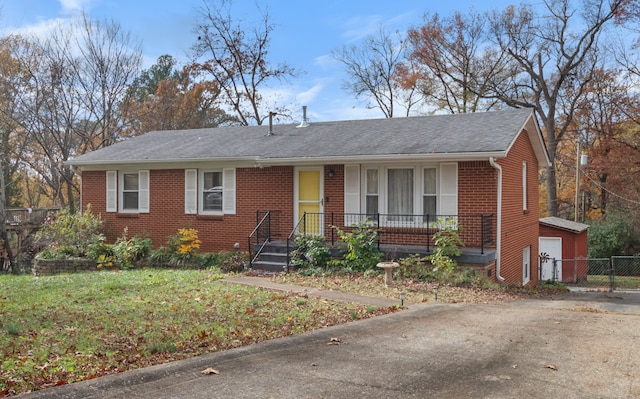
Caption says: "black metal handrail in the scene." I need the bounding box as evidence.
[286,213,308,269]
[248,211,271,268]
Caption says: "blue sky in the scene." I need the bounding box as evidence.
[0,0,514,122]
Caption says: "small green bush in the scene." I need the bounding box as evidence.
[397,254,431,280]
[332,221,383,272]
[87,228,152,269]
[427,217,464,278]
[35,205,104,258]
[291,235,331,269]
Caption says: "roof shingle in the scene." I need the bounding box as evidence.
[69,108,539,166]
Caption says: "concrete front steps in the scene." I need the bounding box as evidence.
[251,241,291,272]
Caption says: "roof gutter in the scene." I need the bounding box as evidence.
[489,157,505,282]
[67,151,508,168]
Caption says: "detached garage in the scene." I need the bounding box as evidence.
[539,217,589,283]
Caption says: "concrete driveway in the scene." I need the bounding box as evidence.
[19,291,640,399]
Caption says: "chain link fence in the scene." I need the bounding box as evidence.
[544,256,640,291]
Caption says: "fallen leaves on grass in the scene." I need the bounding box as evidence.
[0,270,393,397]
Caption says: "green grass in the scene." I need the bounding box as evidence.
[586,274,640,289]
[0,270,393,396]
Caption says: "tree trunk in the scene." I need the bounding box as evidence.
[0,158,16,273]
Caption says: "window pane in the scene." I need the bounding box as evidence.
[424,168,436,195]
[123,173,138,191]
[123,192,138,209]
[388,169,413,216]
[366,169,378,194]
[366,195,378,215]
[204,171,221,190]
[203,171,223,211]
[423,196,436,216]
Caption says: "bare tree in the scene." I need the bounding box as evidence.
[10,15,142,211]
[191,0,297,125]
[73,13,143,149]
[333,26,421,118]
[486,0,625,216]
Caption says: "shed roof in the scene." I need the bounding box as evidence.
[540,217,590,234]
[68,108,550,168]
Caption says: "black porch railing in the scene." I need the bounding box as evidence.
[248,211,271,268]
[284,212,494,267]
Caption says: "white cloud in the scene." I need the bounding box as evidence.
[296,83,324,105]
[59,0,94,14]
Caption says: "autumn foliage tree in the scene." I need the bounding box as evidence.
[403,10,505,113]
[121,55,237,136]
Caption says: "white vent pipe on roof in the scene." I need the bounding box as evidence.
[297,105,310,128]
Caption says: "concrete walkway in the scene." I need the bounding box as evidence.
[221,276,402,308]
[17,279,640,399]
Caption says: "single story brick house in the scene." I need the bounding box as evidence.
[68,108,550,285]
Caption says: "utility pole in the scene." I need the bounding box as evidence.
[575,142,580,222]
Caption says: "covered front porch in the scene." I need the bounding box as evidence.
[248,211,496,272]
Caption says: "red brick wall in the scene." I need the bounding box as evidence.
[82,167,296,253]
[497,130,541,285]
[81,147,542,283]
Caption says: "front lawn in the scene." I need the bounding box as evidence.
[0,270,395,396]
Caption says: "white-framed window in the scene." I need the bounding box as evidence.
[202,171,223,212]
[185,168,236,215]
[423,167,437,217]
[387,168,414,222]
[522,161,528,211]
[523,245,531,285]
[346,163,458,225]
[365,168,379,215]
[106,170,149,213]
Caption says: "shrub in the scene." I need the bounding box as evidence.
[397,254,431,280]
[87,228,152,269]
[332,221,383,272]
[291,235,331,269]
[427,217,464,278]
[35,205,104,258]
[149,228,202,268]
[588,213,639,257]
[217,251,248,273]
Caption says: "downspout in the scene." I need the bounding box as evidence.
[489,157,505,282]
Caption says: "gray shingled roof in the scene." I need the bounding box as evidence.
[69,108,541,166]
[540,217,590,233]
